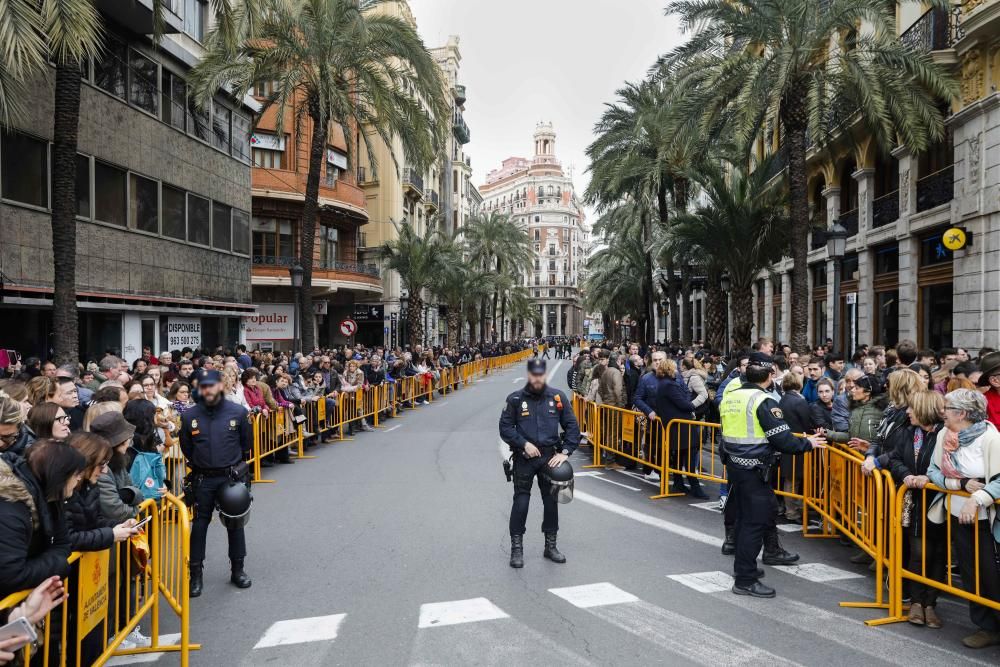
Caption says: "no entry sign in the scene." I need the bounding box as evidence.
[339,319,358,337]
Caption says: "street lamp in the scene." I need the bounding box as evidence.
[826,222,848,353]
[289,262,304,354]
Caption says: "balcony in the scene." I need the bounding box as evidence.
[899,6,954,52]
[425,189,440,211]
[453,112,470,145]
[402,167,424,198]
[838,209,859,237]
[317,258,380,277]
[872,191,899,228]
[454,84,466,105]
[760,144,788,183]
[916,165,954,212]
[96,0,183,34]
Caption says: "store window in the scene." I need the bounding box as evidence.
[129,173,159,233]
[1,130,48,207]
[94,161,126,226]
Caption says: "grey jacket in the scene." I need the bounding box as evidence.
[97,467,142,525]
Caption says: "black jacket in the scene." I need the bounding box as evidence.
[180,398,252,470]
[810,402,834,430]
[500,384,580,453]
[778,391,814,435]
[0,453,72,598]
[65,480,115,552]
[623,365,641,408]
[887,423,942,536]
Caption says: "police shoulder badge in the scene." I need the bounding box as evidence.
[770,407,784,419]
[229,419,238,430]
[191,419,199,430]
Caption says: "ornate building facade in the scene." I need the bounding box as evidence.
[479,123,591,337]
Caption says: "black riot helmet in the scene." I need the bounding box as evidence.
[541,460,574,504]
[215,481,252,528]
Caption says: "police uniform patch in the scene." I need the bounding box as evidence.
[191,419,198,430]
[229,419,238,430]
[521,401,528,411]
[770,407,783,419]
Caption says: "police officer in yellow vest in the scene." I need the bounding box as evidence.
[720,352,826,598]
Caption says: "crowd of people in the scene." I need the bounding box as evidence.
[0,338,534,664]
[569,336,1000,650]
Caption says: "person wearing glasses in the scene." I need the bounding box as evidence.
[0,393,24,455]
[26,403,71,442]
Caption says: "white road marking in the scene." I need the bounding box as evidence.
[771,563,864,582]
[690,500,723,513]
[512,377,524,383]
[667,571,735,593]
[618,470,663,487]
[776,523,803,533]
[549,584,802,666]
[586,476,640,491]
[104,634,181,665]
[253,614,347,649]
[717,590,998,666]
[548,582,638,608]
[546,360,563,383]
[417,597,508,629]
[573,470,604,477]
[383,424,402,432]
[573,490,724,548]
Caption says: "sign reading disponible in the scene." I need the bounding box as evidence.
[243,304,295,340]
[166,317,201,349]
[78,550,110,637]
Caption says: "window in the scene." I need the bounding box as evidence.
[252,216,276,259]
[549,289,556,297]
[252,147,285,169]
[533,229,539,240]
[232,209,250,255]
[231,112,251,163]
[94,161,126,226]
[161,70,186,131]
[187,194,210,245]
[252,80,275,98]
[875,245,899,274]
[74,155,90,217]
[549,274,555,285]
[95,35,127,99]
[212,102,231,153]
[184,0,207,42]
[187,97,211,143]
[533,259,540,270]
[534,216,540,223]
[319,225,338,268]
[129,49,159,115]
[325,163,340,188]
[212,201,232,251]
[162,184,186,240]
[1,130,48,207]
[129,173,159,233]
[548,260,555,271]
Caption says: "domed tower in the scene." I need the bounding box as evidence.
[533,121,556,159]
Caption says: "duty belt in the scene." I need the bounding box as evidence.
[728,455,764,469]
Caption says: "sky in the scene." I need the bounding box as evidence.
[408,0,685,221]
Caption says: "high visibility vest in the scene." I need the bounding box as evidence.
[719,385,770,446]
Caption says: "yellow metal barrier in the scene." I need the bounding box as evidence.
[0,493,196,666]
[583,403,667,499]
[250,409,303,483]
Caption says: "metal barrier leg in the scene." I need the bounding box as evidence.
[296,424,315,459]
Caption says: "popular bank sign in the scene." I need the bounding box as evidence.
[243,304,295,340]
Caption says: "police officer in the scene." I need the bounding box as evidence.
[719,352,825,597]
[499,358,581,568]
[179,370,254,597]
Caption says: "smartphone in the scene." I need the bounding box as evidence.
[133,515,153,531]
[0,616,37,651]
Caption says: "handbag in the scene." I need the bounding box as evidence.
[129,531,151,575]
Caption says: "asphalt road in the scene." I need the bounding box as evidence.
[110,358,1000,666]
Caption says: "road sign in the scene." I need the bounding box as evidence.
[339,319,357,337]
[845,292,857,305]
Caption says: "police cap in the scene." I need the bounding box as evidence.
[199,369,222,385]
[527,359,547,375]
[747,352,774,368]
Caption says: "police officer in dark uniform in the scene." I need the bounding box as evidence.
[179,370,254,597]
[499,358,581,568]
[719,353,826,597]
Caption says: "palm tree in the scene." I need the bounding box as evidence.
[379,221,445,348]
[461,210,532,341]
[191,0,448,351]
[656,158,789,350]
[583,223,650,338]
[663,0,957,350]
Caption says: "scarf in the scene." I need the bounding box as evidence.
[939,421,988,479]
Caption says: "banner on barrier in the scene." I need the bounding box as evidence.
[78,549,110,637]
[622,416,635,444]
[318,399,326,421]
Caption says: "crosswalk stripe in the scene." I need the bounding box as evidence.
[417,597,508,628]
[690,500,723,512]
[104,634,182,666]
[771,563,864,582]
[715,590,998,666]
[667,571,735,593]
[548,583,802,666]
[253,614,347,649]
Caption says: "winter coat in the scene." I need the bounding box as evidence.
[0,453,72,598]
[866,406,910,469]
[682,368,709,417]
[632,371,696,453]
[778,390,815,435]
[97,464,142,526]
[623,365,641,408]
[827,396,890,447]
[597,366,626,407]
[810,401,834,431]
[64,480,115,552]
[888,423,941,537]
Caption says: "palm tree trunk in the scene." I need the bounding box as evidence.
[446,308,460,347]
[680,265,693,345]
[705,276,727,353]
[782,99,809,352]
[50,63,83,365]
[500,294,507,341]
[655,182,678,343]
[299,99,327,352]
[732,283,755,350]
[479,298,487,343]
[408,290,424,348]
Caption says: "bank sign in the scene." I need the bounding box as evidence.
[243,304,295,340]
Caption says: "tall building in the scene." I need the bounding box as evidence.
[709,2,1000,354]
[0,3,255,363]
[479,123,591,337]
[357,0,475,347]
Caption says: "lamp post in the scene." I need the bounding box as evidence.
[826,222,848,353]
[289,262,304,354]
[720,274,732,354]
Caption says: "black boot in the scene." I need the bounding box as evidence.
[230,559,252,589]
[721,526,737,555]
[189,561,203,598]
[543,533,566,563]
[762,530,800,565]
[509,535,524,569]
